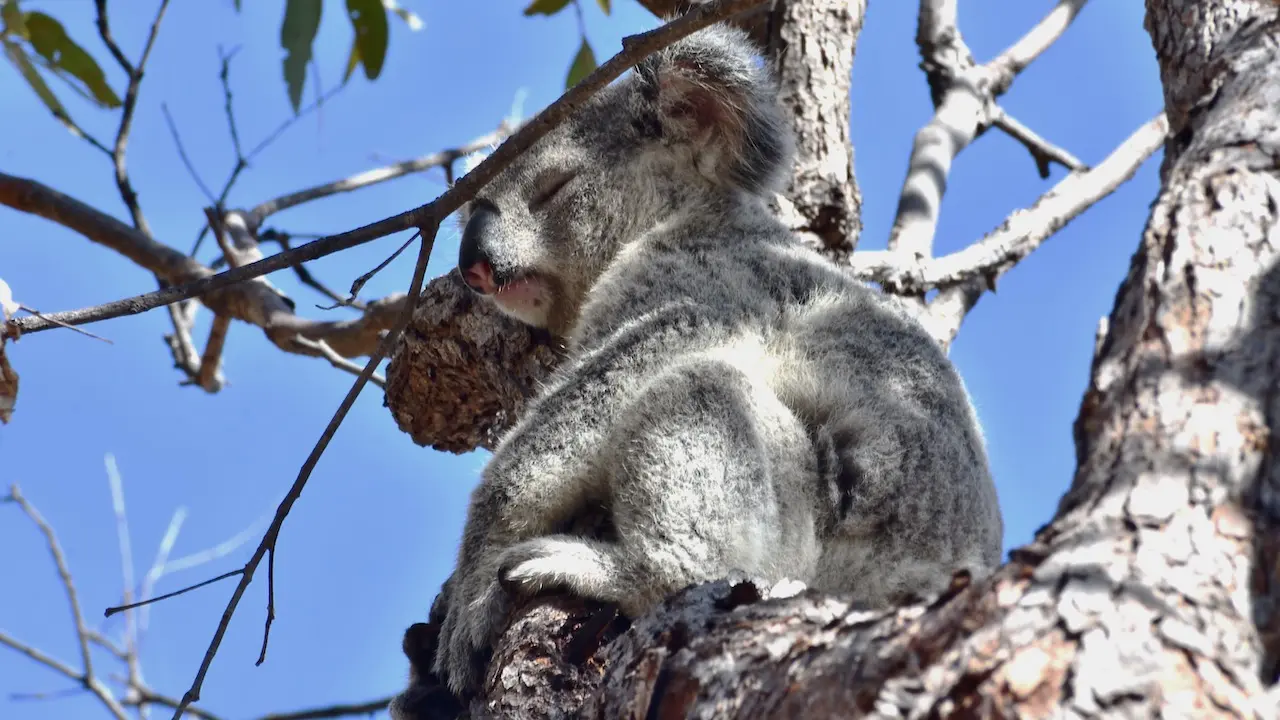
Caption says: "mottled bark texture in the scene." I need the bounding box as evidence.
[388,0,1280,716]
[384,272,562,453]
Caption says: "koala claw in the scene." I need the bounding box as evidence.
[433,571,506,697]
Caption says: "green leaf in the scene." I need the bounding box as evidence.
[23,11,120,108]
[597,0,611,14]
[3,38,70,123]
[346,0,388,80]
[565,36,595,90]
[2,1,25,37]
[342,40,360,85]
[382,0,423,31]
[234,0,242,11]
[280,0,322,114]
[523,0,571,17]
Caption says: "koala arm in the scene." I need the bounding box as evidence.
[435,303,715,694]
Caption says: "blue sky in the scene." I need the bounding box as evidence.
[0,1,1161,717]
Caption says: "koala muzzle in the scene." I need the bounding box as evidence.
[459,202,500,295]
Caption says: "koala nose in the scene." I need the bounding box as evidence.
[459,201,499,295]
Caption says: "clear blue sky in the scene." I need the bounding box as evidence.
[0,1,1161,717]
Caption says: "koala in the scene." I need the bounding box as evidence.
[397,22,1004,704]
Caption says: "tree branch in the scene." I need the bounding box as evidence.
[848,112,1167,299]
[247,125,513,225]
[0,173,407,360]
[885,0,1091,274]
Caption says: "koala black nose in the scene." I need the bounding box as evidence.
[459,201,499,294]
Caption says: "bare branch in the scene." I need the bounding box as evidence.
[104,454,147,705]
[161,103,216,204]
[0,173,407,359]
[167,218,441,719]
[196,315,231,391]
[885,0,1091,273]
[987,0,1090,93]
[0,631,129,720]
[851,113,1167,297]
[7,484,96,684]
[922,113,1167,290]
[105,569,244,618]
[292,336,387,388]
[138,508,187,634]
[992,107,1086,178]
[247,126,512,225]
[258,230,368,310]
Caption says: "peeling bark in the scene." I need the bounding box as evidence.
[387,0,1280,716]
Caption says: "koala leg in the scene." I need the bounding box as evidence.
[499,357,820,619]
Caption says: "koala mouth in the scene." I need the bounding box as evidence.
[491,272,551,315]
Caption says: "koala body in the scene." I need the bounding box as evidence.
[400,24,1003,703]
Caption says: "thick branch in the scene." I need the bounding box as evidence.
[767,0,865,257]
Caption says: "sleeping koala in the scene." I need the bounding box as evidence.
[398,22,1003,703]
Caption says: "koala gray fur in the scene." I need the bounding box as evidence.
[395,23,1004,705]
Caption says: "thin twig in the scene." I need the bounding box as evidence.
[0,631,130,720]
[161,103,217,203]
[918,113,1167,344]
[293,336,388,387]
[259,230,367,310]
[992,107,1086,178]
[987,0,1090,93]
[105,454,145,703]
[166,219,439,718]
[7,484,96,683]
[139,508,188,633]
[105,569,245,617]
[325,231,419,309]
[248,126,512,224]
[13,305,112,343]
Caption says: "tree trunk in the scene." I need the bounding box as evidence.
[387,0,1280,715]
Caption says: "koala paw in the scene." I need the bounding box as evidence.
[497,535,627,605]
[432,567,507,698]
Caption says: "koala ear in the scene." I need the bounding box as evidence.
[635,24,793,196]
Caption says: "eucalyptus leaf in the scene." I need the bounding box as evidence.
[523,0,571,17]
[4,38,68,120]
[280,0,322,113]
[565,36,596,90]
[343,40,360,84]
[23,11,120,108]
[346,0,388,80]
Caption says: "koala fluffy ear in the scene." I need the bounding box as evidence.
[635,24,793,196]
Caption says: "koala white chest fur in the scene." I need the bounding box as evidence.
[391,23,1004,708]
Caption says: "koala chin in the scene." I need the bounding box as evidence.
[393,21,1005,705]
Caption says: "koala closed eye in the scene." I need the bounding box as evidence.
[529,170,578,211]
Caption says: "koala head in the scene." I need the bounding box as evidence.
[456,23,793,337]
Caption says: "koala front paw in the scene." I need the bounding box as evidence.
[497,535,628,606]
[432,568,507,697]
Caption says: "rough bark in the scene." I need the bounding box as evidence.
[386,0,1280,716]
[384,272,562,453]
